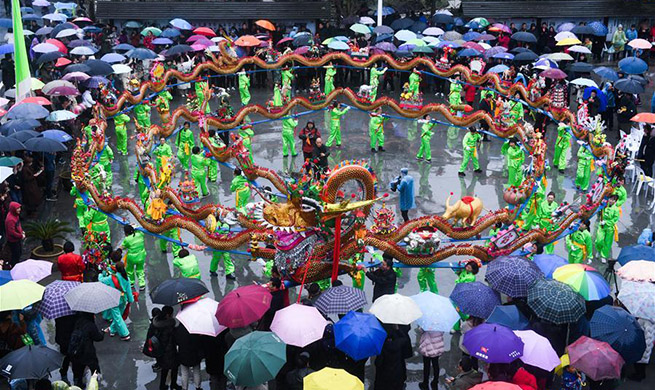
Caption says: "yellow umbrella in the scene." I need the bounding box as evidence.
[556,38,582,46]
[303,367,364,390]
[30,78,45,91]
[555,353,570,376]
[0,280,45,311]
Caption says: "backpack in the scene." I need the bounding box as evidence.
[142,325,164,358]
[67,327,86,358]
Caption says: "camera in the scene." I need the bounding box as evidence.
[389,175,402,192]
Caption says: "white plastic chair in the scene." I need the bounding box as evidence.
[635,166,655,196]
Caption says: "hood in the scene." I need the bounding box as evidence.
[512,367,537,390]
[152,316,176,329]
[8,202,20,216]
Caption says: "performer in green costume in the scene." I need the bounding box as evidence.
[153,137,173,171]
[238,70,251,105]
[458,127,483,176]
[230,168,251,210]
[501,138,525,187]
[113,113,131,155]
[327,102,350,147]
[369,108,388,152]
[207,130,221,182]
[553,124,572,172]
[84,205,111,241]
[575,143,594,191]
[239,125,254,162]
[190,146,211,197]
[176,122,196,170]
[209,218,235,279]
[324,64,336,95]
[133,103,151,131]
[417,268,438,293]
[566,219,592,264]
[595,195,620,262]
[282,115,299,157]
[121,224,147,290]
[195,77,211,114]
[536,192,558,254]
[369,65,387,100]
[97,143,114,189]
[416,115,435,162]
[408,69,421,96]
[281,67,294,98]
[70,186,88,231]
[173,249,201,279]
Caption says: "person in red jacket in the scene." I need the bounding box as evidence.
[512,366,538,390]
[4,201,24,268]
[57,241,85,282]
[464,84,477,107]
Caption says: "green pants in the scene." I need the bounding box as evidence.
[210,251,235,274]
[417,268,438,293]
[459,149,479,172]
[137,179,148,205]
[326,127,341,147]
[192,170,209,197]
[136,117,150,130]
[595,226,615,259]
[417,138,431,160]
[126,251,146,289]
[104,305,129,337]
[553,144,569,170]
[240,88,251,106]
[102,163,113,189]
[576,164,591,190]
[370,130,384,149]
[116,127,127,155]
[177,149,190,170]
[74,200,87,229]
[282,131,297,156]
[208,160,218,182]
[159,229,181,255]
[508,165,523,187]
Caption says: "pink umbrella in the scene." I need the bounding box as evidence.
[270,303,329,347]
[463,41,485,52]
[628,38,653,50]
[215,285,272,328]
[470,382,522,390]
[186,35,208,43]
[277,37,293,46]
[62,72,90,82]
[191,44,207,51]
[568,336,624,381]
[177,298,226,336]
[540,68,568,80]
[294,46,310,55]
[10,260,52,282]
[490,23,512,34]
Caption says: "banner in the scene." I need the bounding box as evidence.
[12,0,32,102]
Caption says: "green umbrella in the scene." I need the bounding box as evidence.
[0,156,22,166]
[349,23,371,35]
[0,280,45,311]
[471,17,490,28]
[224,331,286,387]
[141,27,162,37]
[322,37,335,45]
[412,46,434,54]
[406,38,427,47]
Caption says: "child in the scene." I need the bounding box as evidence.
[455,260,479,284]
[561,365,583,390]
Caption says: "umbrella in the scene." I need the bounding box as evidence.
[7,103,49,120]
[0,166,10,183]
[193,27,216,37]
[0,280,45,311]
[112,64,131,75]
[0,43,13,55]
[572,25,595,35]
[35,26,53,36]
[176,298,226,337]
[63,63,91,75]
[42,13,66,22]
[35,51,63,65]
[350,23,370,35]
[631,112,655,124]
[62,71,90,82]
[409,21,427,34]
[0,119,39,135]
[493,53,514,60]
[618,280,655,320]
[0,345,63,380]
[588,21,608,37]
[170,18,193,30]
[374,42,397,52]
[553,264,610,300]
[555,31,578,41]
[165,44,194,57]
[9,259,52,282]
[293,33,313,47]
[513,51,538,62]
[314,285,366,314]
[235,35,262,47]
[423,27,444,37]
[216,285,272,328]
[514,330,561,371]
[255,20,275,31]
[443,31,463,41]
[0,270,10,286]
[463,31,481,42]
[328,40,349,51]
[33,43,59,54]
[568,62,594,73]
[124,21,141,29]
[485,256,544,298]
[84,76,109,89]
[373,25,394,35]
[432,14,454,25]
[487,64,509,74]
[590,305,646,363]
[151,278,209,305]
[140,27,162,37]
[37,280,79,319]
[126,48,157,60]
[42,82,78,97]
[0,156,22,167]
[528,279,586,324]
[410,291,459,332]
[617,260,655,282]
[100,53,125,63]
[462,323,524,363]
[70,46,96,56]
[390,18,414,31]
[486,305,530,330]
[394,30,417,42]
[82,26,101,34]
[41,129,72,143]
[152,37,173,46]
[271,303,328,347]
[45,110,77,122]
[0,136,26,152]
[629,38,652,50]
[64,282,121,313]
[615,78,645,94]
[457,48,481,58]
[512,32,537,43]
[113,43,135,51]
[470,384,522,390]
[619,56,648,74]
[55,29,78,39]
[568,336,624,380]
[557,37,582,46]
[617,244,655,265]
[369,293,422,325]
[67,39,93,49]
[303,367,363,390]
[224,331,286,387]
[568,45,592,54]
[547,52,574,61]
[334,311,386,361]
[533,254,568,278]
[450,282,500,319]
[161,28,181,38]
[593,66,619,81]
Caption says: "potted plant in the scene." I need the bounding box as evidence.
[24,219,74,259]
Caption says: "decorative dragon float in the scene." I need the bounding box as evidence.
[71,41,623,283]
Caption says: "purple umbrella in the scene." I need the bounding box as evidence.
[100,53,126,63]
[67,39,93,48]
[485,46,507,59]
[493,52,515,60]
[10,260,52,282]
[450,282,501,319]
[37,280,80,319]
[375,42,397,52]
[85,76,109,88]
[153,37,173,45]
[462,323,524,363]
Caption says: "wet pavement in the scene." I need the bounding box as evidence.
[29,79,655,389]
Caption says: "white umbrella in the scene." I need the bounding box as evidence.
[568,45,592,54]
[411,292,460,332]
[571,78,598,88]
[111,64,131,75]
[70,46,97,56]
[270,303,328,347]
[0,166,12,183]
[359,16,375,25]
[394,30,417,42]
[42,13,67,22]
[64,282,121,314]
[555,31,578,42]
[369,293,422,325]
[176,298,226,336]
[547,52,574,61]
[55,29,78,39]
[423,27,445,37]
[422,36,440,45]
[9,259,52,282]
[46,110,77,122]
[32,43,59,54]
[211,37,227,43]
[514,330,561,371]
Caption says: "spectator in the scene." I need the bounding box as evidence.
[69,312,104,388]
[389,168,415,222]
[366,255,397,302]
[285,352,314,390]
[4,201,24,268]
[0,311,26,358]
[311,137,330,175]
[148,306,179,390]
[175,315,203,390]
[55,314,77,383]
[58,241,85,282]
[418,328,445,390]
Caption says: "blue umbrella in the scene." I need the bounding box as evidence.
[0,19,12,29]
[373,25,393,35]
[170,18,193,30]
[166,44,193,57]
[7,103,50,120]
[82,26,102,34]
[486,305,530,330]
[153,37,173,45]
[619,56,648,75]
[0,270,11,286]
[462,323,524,363]
[327,40,349,51]
[569,62,594,73]
[590,306,646,363]
[24,137,67,153]
[588,21,608,37]
[334,311,386,361]
[454,17,465,27]
[161,28,181,38]
[583,87,607,112]
[390,18,414,31]
[0,136,26,152]
[113,43,135,51]
[514,51,538,62]
[593,66,619,81]
[84,59,114,76]
[0,44,13,55]
[374,6,395,16]
[8,130,39,143]
[512,32,537,43]
[84,76,109,89]
[450,282,501,319]
[436,41,460,49]
[615,78,645,94]
[0,119,40,135]
[126,48,158,60]
[457,48,481,57]
[533,254,568,278]
[22,14,41,22]
[124,21,141,29]
[411,292,460,332]
[486,256,544,298]
[41,130,72,143]
[100,53,126,63]
[463,31,482,41]
[35,26,53,36]
[493,52,515,60]
[533,58,558,69]
[432,14,454,25]
[617,244,655,265]
[20,6,34,13]
[487,64,509,74]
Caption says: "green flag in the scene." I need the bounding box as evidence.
[11,0,31,102]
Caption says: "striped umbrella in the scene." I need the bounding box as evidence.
[552,264,610,301]
[527,279,585,324]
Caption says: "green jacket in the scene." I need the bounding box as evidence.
[122,231,146,255]
[536,199,558,229]
[154,143,173,159]
[566,229,592,262]
[114,114,131,130]
[370,67,386,87]
[501,143,525,169]
[98,145,114,166]
[420,122,435,140]
[462,132,482,151]
[281,70,294,86]
[601,203,620,229]
[613,186,627,207]
[455,269,476,283]
[133,104,151,120]
[282,117,298,135]
[330,107,350,124]
[173,254,201,279]
[176,129,195,150]
[577,146,593,168]
[230,175,250,192]
[190,153,210,175]
[556,124,572,148]
[369,114,386,134]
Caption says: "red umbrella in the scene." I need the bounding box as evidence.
[45,39,68,54]
[470,383,522,390]
[235,35,262,47]
[631,112,655,123]
[21,97,52,106]
[540,68,568,80]
[463,41,485,52]
[55,58,71,67]
[568,336,624,381]
[277,37,293,46]
[193,27,216,37]
[215,285,272,328]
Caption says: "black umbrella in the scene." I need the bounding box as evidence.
[84,59,114,76]
[63,63,91,74]
[0,119,40,135]
[0,136,26,152]
[513,51,538,62]
[35,51,63,65]
[511,32,537,43]
[24,137,67,153]
[572,25,595,36]
[628,74,648,85]
[432,14,454,25]
[8,130,40,143]
[151,278,209,305]
[615,78,645,94]
[510,47,531,54]
[568,62,594,73]
[390,18,414,30]
[166,44,193,57]
[292,33,313,47]
[409,21,427,34]
[0,345,63,380]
